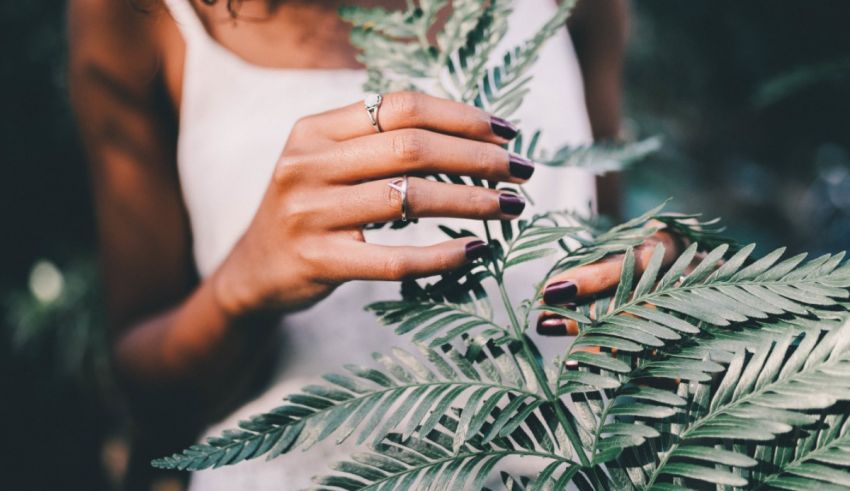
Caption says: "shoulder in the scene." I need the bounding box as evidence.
[68,0,184,107]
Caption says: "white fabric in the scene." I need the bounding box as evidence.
[163,0,595,489]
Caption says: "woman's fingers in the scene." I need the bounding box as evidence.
[535,231,682,338]
[298,91,518,144]
[542,231,680,307]
[321,177,526,227]
[319,238,490,282]
[297,129,534,184]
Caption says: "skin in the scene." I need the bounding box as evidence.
[569,0,629,218]
[67,0,649,485]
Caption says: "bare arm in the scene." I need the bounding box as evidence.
[69,0,534,421]
[68,0,276,425]
[568,0,629,218]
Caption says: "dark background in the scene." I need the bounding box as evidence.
[2,1,850,489]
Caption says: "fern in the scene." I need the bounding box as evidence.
[153,339,549,471]
[152,2,850,489]
[753,412,850,489]
[634,322,850,489]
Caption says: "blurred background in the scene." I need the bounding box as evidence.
[1,1,849,489]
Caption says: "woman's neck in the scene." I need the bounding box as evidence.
[192,0,409,70]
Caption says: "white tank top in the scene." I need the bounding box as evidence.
[163,1,595,488]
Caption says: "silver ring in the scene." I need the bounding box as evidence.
[388,176,410,222]
[364,93,383,133]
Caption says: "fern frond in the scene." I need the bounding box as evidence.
[366,256,502,346]
[338,6,422,38]
[445,0,513,105]
[460,0,578,118]
[312,412,575,491]
[752,412,850,489]
[543,201,671,277]
[554,241,848,475]
[500,212,585,272]
[564,244,849,365]
[755,56,850,107]
[655,211,735,252]
[544,137,663,175]
[640,320,850,489]
[367,298,503,347]
[152,340,542,471]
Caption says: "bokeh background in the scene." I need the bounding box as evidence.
[2,1,850,489]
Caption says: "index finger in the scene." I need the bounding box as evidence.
[302,91,519,144]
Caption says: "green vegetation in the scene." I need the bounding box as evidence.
[152,2,850,488]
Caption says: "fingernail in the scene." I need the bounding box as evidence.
[565,359,580,370]
[491,116,518,140]
[537,316,567,336]
[509,154,535,180]
[465,240,489,261]
[543,280,578,305]
[499,193,525,216]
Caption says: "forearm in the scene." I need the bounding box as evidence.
[113,269,278,419]
[569,0,628,139]
[568,0,629,217]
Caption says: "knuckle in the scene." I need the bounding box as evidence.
[273,155,306,185]
[280,200,316,227]
[474,146,500,175]
[383,254,412,281]
[390,129,426,163]
[388,91,422,121]
[433,249,452,272]
[289,115,315,140]
[468,189,495,216]
[404,177,427,214]
[295,244,326,278]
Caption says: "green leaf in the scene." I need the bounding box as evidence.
[672,445,757,467]
[659,462,748,487]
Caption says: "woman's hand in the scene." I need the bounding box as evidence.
[214,92,536,318]
[536,230,683,336]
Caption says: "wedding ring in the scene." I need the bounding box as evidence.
[388,176,410,222]
[364,93,383,133]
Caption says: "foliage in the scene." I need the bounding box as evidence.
[755,56,850,107]
[4,258,110,388]
[153,1,850,489]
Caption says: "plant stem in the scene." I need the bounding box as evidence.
[495,276,593,470]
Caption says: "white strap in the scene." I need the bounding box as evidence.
[162,0,209,45]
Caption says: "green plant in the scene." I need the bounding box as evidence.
[153,2,850,489]
[5,258,110,388]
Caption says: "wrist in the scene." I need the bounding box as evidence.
[211,257,264,321]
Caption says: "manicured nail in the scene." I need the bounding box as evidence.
[543,280,578,305]
[499,193,525,216]
[537,316,567,336]
[465,240,489,261]
[564,359,580,370]
[509,154,535,180]
[491,116,519,140]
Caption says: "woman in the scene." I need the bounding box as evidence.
[68,0,660,488]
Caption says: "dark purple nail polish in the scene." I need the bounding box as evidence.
[465,240,489,261]
[537,316,567,336]
[509,154,535,180]
[543,280,578,305]
[499,193,525,216]
[491,116,519,140]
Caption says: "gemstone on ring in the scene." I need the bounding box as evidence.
[365,93,382,109]
[364,93,383,133]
